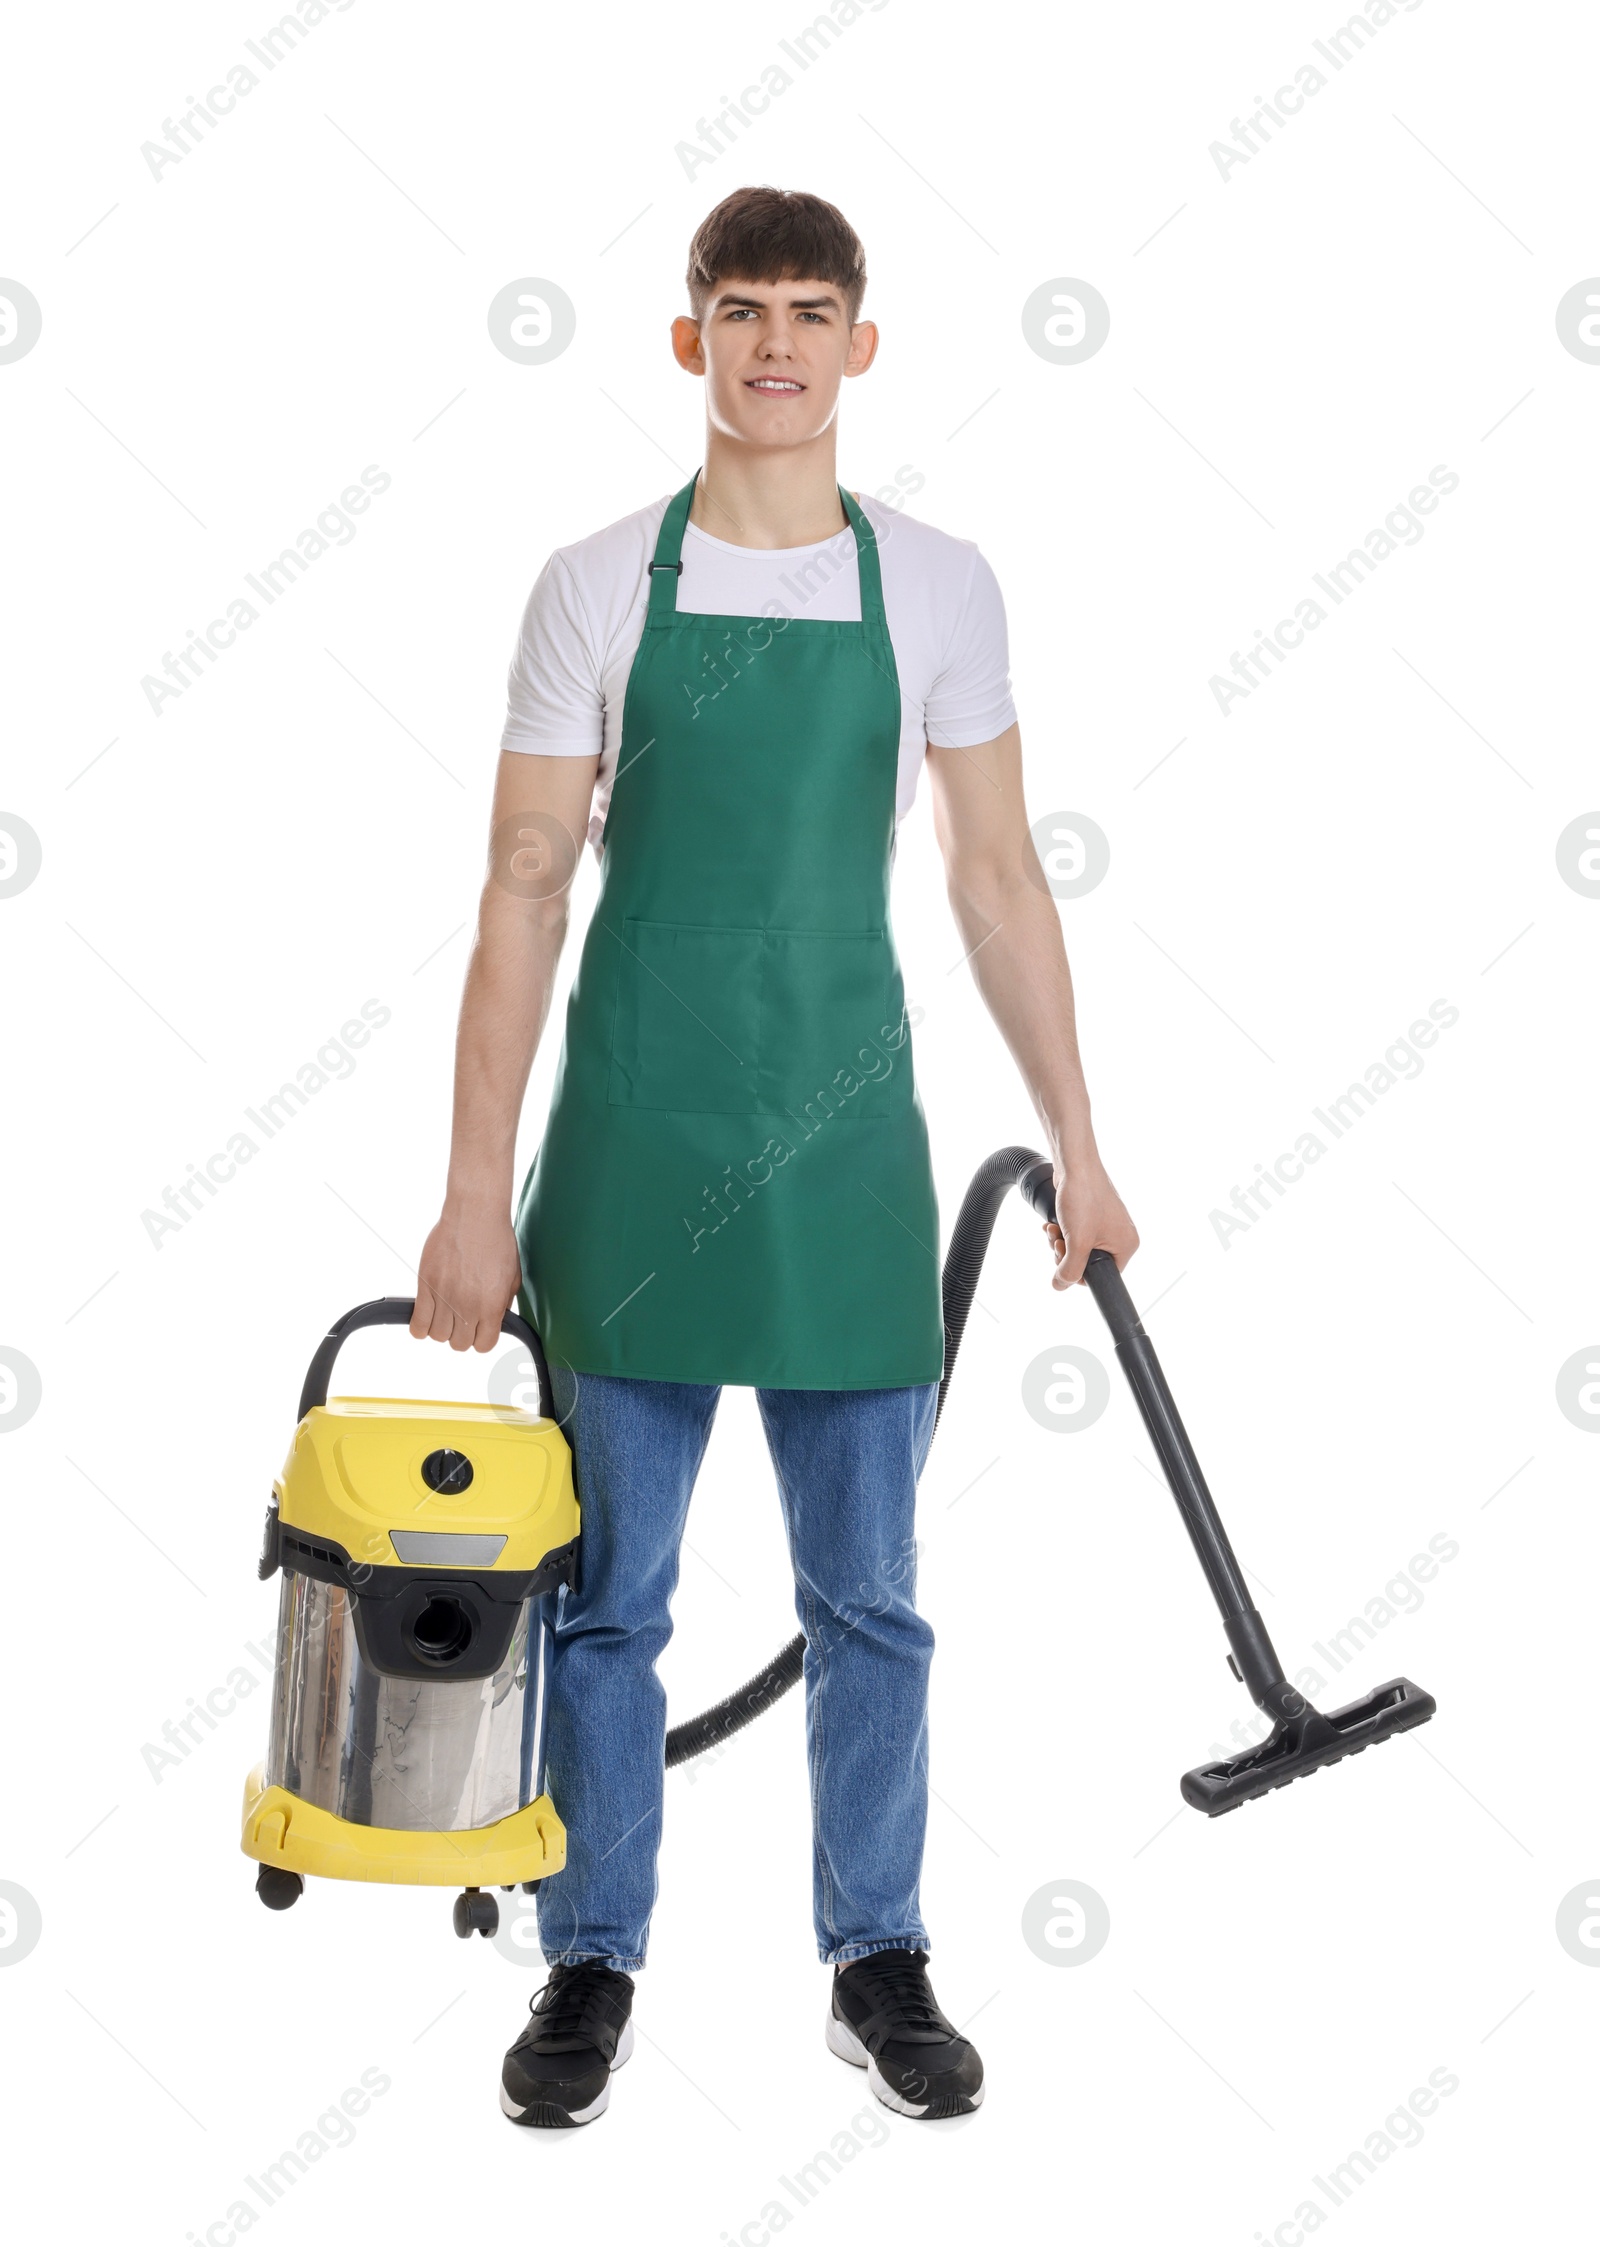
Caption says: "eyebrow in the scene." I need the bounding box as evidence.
[712,290,842,313]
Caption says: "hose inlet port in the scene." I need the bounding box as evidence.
[409,1594,474,1666]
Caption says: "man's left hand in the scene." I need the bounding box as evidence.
[1042,1164,1139,1289]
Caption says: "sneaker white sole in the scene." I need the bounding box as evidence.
[500,2016,634,2127]
[825,2009,984,2118]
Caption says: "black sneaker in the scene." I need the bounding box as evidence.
[500,1962,636,2127]
[827,1948,984,2118]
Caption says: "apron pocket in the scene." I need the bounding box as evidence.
[758,928,912,1123]
[607,918,762,1113]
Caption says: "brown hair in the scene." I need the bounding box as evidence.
[686,186,867,324]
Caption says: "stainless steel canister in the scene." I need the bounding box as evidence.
[264,1571,545,1833]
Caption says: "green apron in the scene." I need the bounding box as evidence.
[516,473,942,1390]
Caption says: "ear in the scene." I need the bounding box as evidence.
[844,319,880,378]
[671,314,706,375]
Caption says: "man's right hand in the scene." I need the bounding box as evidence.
[411,1204,525,1352]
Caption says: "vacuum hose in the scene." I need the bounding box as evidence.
[663,1145,1054,1769]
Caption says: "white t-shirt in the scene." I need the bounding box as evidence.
[500,488,1017,844]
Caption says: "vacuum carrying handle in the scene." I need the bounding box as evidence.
[296,1299,554,1425]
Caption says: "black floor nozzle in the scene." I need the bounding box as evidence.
[1181,1676,1438,1814]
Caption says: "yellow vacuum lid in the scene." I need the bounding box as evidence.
[276,1395,578,1574]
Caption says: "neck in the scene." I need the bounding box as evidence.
[690,428,848,549]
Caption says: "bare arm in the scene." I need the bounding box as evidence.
[411,750,599,1349]
[925,725,1139,1289]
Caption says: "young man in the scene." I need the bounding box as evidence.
[412,186,1138,2127]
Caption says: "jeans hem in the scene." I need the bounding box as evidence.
[823,1935,931,1967]
[543,1950,645,1974]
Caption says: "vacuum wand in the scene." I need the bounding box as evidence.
[1018,1159,1436,1813]
[664,1145,1436,1814]
[1019,1168,1292,1711]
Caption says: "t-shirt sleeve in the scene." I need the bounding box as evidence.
[499,553,605,756]
[922,547,1018,748]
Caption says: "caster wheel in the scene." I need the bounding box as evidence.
[519,1880,541,1895]
[452,1889,499,1939]
[256,1866,303,1911]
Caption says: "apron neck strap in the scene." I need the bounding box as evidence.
[838,485,886,631]
[646,471,888,628]
[646,476,699,617]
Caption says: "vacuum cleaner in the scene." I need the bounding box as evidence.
[241,1302,576,1932]
[243,1148,1436,1932]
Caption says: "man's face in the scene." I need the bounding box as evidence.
[672,276,878,449]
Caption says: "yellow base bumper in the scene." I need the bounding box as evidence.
[240,1766,566,1887]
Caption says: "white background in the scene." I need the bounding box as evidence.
[2,1,1596,2239]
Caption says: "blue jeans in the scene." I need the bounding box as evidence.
[534,1368,939,1969]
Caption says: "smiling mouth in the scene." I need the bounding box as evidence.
[745,377,805,394]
